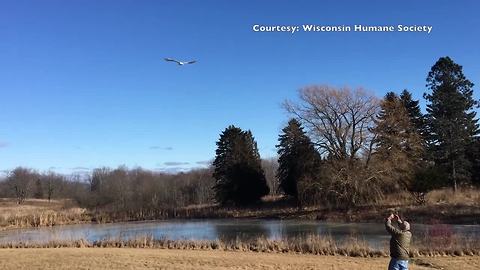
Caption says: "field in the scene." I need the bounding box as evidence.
[0,198,88,229]
[1,248,479,270]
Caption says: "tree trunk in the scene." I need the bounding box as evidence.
[452,160,457,192]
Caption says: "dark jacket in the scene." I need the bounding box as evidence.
[385,219,412,260]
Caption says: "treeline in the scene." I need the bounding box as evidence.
[0,164,278,211]
[0,56,479,212]
[0,167,216,210]
[84,167,214,211]
[212,56,480,207]
[0,167,85,204]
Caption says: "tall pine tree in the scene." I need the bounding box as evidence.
[374,92,424,190]
[400,89,426,139]
[466,137,480,186]
[424,56,479,191]
[276,119,321,203]
[213,125,269,205]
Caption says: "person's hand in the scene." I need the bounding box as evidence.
[394,214,401,221]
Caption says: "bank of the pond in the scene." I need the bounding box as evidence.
[2,193,480,232]
[79,202,480,227]
[83,189,480,225]
[2,234,480,258]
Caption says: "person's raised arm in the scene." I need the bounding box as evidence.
[385,214,402,235]
[395,214,403,224]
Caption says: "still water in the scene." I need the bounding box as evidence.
[1,219,479,248]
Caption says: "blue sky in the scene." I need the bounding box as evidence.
[1,0,479,174]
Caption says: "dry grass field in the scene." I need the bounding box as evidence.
[0,248,479,270]
[0,198,88,229]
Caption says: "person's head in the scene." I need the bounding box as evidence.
[400,221,410,231]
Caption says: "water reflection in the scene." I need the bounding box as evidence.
[213,220,270,242]
[1,219,479,249]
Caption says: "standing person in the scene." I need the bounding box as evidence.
[385,213,412,270]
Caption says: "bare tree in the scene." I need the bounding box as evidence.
[284,86,380,163]
[262,158,279,195]
[284,86,382,207]
[7,167,37,204]
[46,177,55,202]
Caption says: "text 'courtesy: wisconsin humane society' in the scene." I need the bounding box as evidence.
[252,24,433,34]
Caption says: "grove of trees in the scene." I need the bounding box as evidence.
[273,56,479,207]
[0,166,215,216]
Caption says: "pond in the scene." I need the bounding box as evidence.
[1,219,479,249]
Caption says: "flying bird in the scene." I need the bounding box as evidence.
[164,58,197,66]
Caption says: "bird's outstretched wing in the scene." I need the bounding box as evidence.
[185,60,197,65]
[164,58,181,64]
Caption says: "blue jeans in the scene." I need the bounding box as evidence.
[388,258,409,270]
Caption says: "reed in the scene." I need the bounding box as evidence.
[0,199,90,230]
[411,223,480,257]
[1,209,90,229]
[1,234,478,258]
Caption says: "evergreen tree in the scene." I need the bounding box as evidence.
[212,125,244,184]
[400,89,426,139]
[374,92,424,190]
[466,137,480,186]
[276,119,320,201]
[424,56,479,191]
[212,125,269,205]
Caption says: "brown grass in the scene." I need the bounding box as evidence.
[0,199,89,230]
[359,187,480,209]
[2,234,479,258]
[315,188,480,224]
[427,187,480,206]
[0,248,479,270]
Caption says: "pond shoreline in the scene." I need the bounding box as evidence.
[86,202,480,225]
[1,234,480,258]
[2,197,479,232]
[2,204,480,232]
